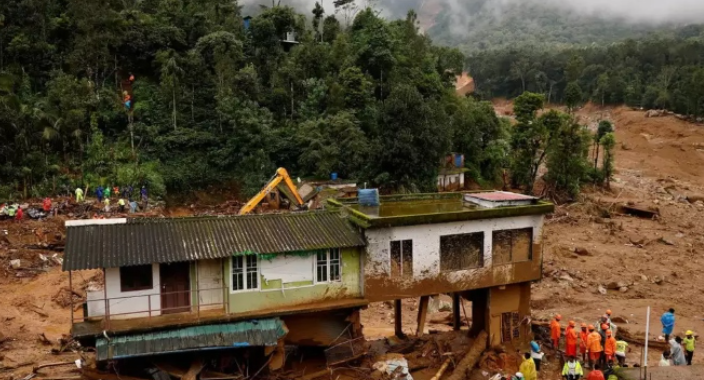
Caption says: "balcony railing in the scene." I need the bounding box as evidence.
[73,287,229,330]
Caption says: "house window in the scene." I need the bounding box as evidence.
[440,232,484,271]
[390,240,413,278]
[492,228,533,265]
[316,249,342,283]
[232,255,259,291]
[119,265,153,292]
[501,312,521,342]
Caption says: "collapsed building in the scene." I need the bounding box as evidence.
[62,191,552,366]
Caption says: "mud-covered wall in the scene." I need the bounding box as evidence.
[225,248,363,313]
[363,215,544,301]
[488,283,531,346]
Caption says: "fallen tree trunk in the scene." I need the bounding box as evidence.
[446,330,488,380]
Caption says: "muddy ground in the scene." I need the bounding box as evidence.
[2,105,703,380]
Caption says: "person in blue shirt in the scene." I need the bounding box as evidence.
[96,185,104,203]
[661,308,676,343]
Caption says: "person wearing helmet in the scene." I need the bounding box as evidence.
[566,320,579,358]
[604,330,617,365]
[683,330,695,365]
[586,364,605,380]
[551,314,563,349]
[604,310,613,324]
[562,355,584,380]
[580,323,589,363]
[511,372,524,380]
[587,325,603,369]
[530,341,545,372]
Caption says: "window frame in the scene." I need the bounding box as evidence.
[315,248,342,284]
[230,255,260,293]
[119,264,154,292]
[491,228,534,266]
[390,239,413,278]
[439,232,485,272]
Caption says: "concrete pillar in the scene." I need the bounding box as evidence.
[416,295,429,337]
[452,293,461,331]
[394,299,403,337]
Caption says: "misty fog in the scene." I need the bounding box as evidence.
[240,0,704,25]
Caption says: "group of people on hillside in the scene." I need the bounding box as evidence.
[74,184,148,214]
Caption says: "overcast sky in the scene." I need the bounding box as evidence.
[242,0,704,24]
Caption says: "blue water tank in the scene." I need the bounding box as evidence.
[454,153,464,168]
[331,172,338,181]
[358,189,380,206]
[530,341,540,352]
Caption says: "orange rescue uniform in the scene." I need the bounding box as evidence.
[580,329,589,354]
[565,326,578,356]
[587,331,604,362]
[551,319,562,348]
[604,336,617,361]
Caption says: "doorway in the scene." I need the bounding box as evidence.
[160,262,191,314]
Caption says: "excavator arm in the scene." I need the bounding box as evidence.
[238,168,305,215]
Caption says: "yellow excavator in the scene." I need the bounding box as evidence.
[238,168,306,215]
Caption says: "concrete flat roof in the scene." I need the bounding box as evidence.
[327,192,553,229]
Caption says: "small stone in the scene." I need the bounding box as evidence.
[560,274,574,283]
[640,274,648,282]
[653,276,664,285]
[598,285,607,295]
[660,237,676,246]
[606,282,621,290]
[574,247,591,256]
[619,287,629,292]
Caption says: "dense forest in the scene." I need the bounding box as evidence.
[0,0,617,201]
[468,26,704,117]
[426,0,681,52]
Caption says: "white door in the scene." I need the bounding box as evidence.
[197,259,224,310]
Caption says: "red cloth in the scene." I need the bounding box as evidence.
[42,198,51,212]
[587,370,605,380]
[15,208,23,220]
[566,343,577,356]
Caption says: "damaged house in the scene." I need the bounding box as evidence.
[63,213,367,364]
[63,190,552,365]
[328,191,553,346]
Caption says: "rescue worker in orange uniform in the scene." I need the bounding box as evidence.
[565,320,579,357]
[587,324,604,369]
[551,314,563,349]
[604,330,617,365]
[580,323,590,363]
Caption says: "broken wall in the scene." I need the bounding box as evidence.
[488,283,531,347]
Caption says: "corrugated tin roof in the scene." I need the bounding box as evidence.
[63,211,365,271]
[96,319,287,361]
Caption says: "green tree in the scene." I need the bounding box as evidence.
[564,81,583,112]
[600,132,616,189]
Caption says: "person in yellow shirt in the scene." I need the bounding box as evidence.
[683,330,696,365]
[562,355,584,380]
[519,353,537,380]
[615,338,630,366]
